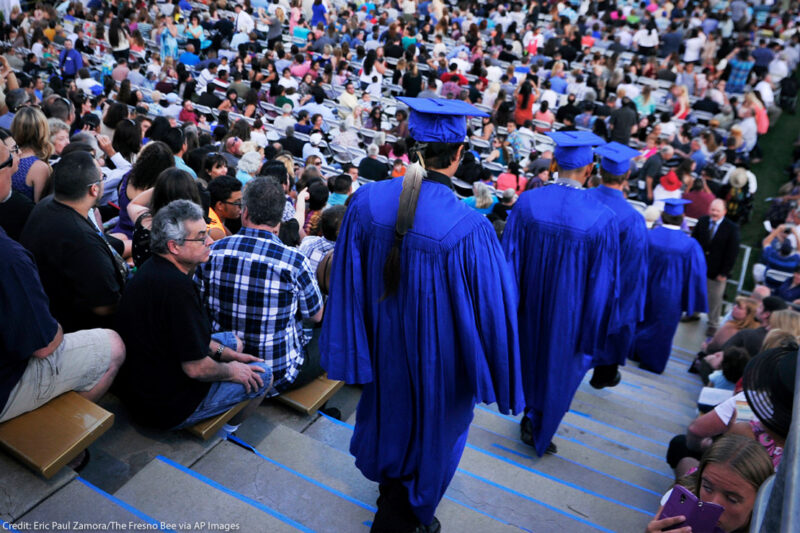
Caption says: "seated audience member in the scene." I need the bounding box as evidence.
[207,176,243,241]
[462,182,498,215]
[0,129,33,241]
[651,435,773,533]
[115,200,272,431]
[754,223,800,284]
[703,297,760,354]
[774,265,800,304]
[0,150,125,423]
[488,188,517,222]
[20,151,126,333]
[358,144,391,181]
[714,296,789,358]
[299,205,346,273]
[196,177,324,393]
[127,169,204,268]
[702,346,750,390]
[327,174,352,207]
[668,330,796,472]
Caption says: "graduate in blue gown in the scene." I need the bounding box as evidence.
[320,97,524,533]
[587,142,649,388]
[502,131,621,457]
[634,198,708,374]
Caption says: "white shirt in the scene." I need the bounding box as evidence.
[235,10,255,34]
[683,36,705,63]
[302,144,327,165]
[755,80,775,108]
[738,116,757,152]
[273,114,297,132]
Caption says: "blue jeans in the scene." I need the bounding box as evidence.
[173,332,272,429]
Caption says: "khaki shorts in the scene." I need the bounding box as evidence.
[0,329,113,422]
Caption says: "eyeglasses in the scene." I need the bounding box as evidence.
[0,153,12,171]
[182,232,209,243]
[223,200,242,207]
[87,179,102,188]
[6,144,19,154]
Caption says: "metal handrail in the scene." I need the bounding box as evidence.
[778,347,800,532]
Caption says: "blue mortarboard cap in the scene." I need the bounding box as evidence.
[662,198,692,216]
[545,131,605,170]
[397,97,489,143]
[594,141,641,175]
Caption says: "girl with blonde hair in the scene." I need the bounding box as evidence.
[10,106,52,202]
[768,309,800,338]
[703,297,760,352]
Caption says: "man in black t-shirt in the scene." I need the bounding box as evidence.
[358,144,391,181]
[20,151,125,333]
[115,200,272,431]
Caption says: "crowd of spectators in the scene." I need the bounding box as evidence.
[0,0,799,530]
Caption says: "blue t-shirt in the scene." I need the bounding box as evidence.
[0,228,59,413]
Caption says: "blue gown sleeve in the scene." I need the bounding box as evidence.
[319,194,373,384]
[448,217,525,415]
[622,217,649,325]
[578,217,621,354]
[684,240,709,315]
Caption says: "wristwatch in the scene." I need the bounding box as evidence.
[212,343,224,361]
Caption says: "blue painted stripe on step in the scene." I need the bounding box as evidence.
[618,380,643,389]
[474,405,666,460]
[319,410,356,429]
[464,443,651,516]
[155,455,311,532]
[490,444,661,497]
[456,468,615,533]
[363,521,372,527]
[77,477,175,532]
[315,413,532,531]
[226,434,377,513]
[1,519,20,532]
[671,345,695,354]
[568,410,668,447]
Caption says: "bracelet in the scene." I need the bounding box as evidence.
[212,343,224,361]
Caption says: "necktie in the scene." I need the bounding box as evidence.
[711,220,718,238]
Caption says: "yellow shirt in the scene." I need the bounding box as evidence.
[207,208,228,238]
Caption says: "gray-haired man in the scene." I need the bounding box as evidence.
[115,200,272,433]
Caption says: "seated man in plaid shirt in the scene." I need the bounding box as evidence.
[196,177,325,393]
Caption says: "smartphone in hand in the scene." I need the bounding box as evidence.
[658,485,725,533]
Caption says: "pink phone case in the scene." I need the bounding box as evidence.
[658,485,725,533]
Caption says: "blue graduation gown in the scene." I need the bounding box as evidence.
[320,175,524,525]
[587,185,649,366]
[634,226,708,374]
[502,183,620,456]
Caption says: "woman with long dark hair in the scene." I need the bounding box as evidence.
[108,18,131,62]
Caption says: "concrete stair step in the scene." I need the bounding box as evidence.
[0,453,74,522]
[114,456,302,532]
[622,363,703,395]
[79,394,222,495]
[16,478,154,531]
[301,415,618,532]
[470,407,673,480]
[191,438,374,533]
[613,366,702,409]
[249,423,523,532]
[570,391,688,440]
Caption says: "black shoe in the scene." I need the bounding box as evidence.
[680,314,701,322]
[521,417,558,454]
[68,449,91,473]
[688,359,701,374]
[590,371,621,389]
[319,405,342,420]
[414,517,441,533]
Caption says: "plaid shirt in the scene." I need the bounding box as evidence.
[195,227,323,392]
[727,58,754,93]
[298,236,335,274]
